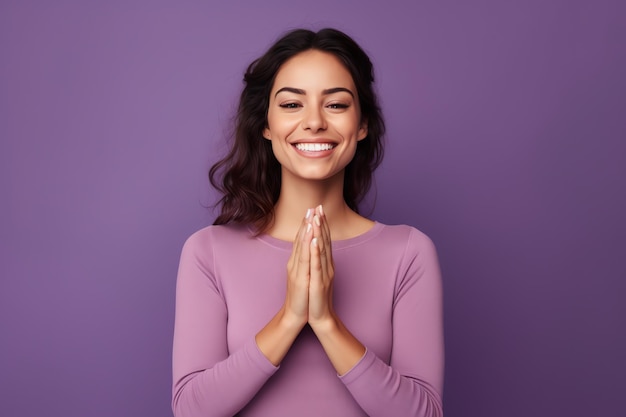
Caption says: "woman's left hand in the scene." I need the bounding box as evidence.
[306,205,366,375]
[307,205,336,328]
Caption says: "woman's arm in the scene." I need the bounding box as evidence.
[309,216,444,417]
[172,213,315,417]
[171,231,279,417]
[340,228,444,416]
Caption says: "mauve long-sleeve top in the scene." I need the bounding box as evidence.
[172,222,444,417]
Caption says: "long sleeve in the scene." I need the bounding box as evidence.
[171,230,278,417]
[339,228,444,417]
[172,223,442,417]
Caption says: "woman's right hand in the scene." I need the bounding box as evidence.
[254,209,313,366]
[283,209,314,327]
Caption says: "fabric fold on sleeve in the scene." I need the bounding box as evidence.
[173,336,279,417]
[339,349,443,417]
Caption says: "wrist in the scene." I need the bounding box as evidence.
[308,314,339,335]
[279,307,308,332]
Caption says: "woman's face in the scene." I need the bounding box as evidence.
[264,49,368,183]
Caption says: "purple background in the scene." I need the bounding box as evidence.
[1,1,624,416]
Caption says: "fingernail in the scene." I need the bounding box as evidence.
[314,215,321,227]
[306,208,312,219]
[306,223,312,233]
[312,237,318,247]
[318,205,324,216]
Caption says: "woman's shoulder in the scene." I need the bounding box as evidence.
[182,223,252,251]
[375,222,437,250]
[371,224,440,269]
[336,222,437,263]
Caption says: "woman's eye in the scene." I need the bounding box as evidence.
[327,103,349,110]
[279,103,301,109]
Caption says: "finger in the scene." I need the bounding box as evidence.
[309,235,322,285]
[289,209,312,272]
[317,205,332,253]
[288,220,302,271]
[311,214,330,282]
[296,220,312,279]
[321,212,334,276]
[309,235,333,322]
[314,205,332,258]
[315,207,333,268]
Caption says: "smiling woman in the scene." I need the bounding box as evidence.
[264,50,369,205]
[171,28,444,417]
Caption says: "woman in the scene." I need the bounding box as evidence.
[172,28,444,417]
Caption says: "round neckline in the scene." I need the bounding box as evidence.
[254,221,385,251]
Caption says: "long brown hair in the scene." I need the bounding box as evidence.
[209,28,385,233]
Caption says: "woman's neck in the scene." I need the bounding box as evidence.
[266,172,373,241]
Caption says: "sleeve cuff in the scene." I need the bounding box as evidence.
[248,336,280,376]
[338,348,375,384]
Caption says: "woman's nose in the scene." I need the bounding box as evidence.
[302,106,327,132]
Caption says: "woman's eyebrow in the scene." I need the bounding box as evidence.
[274,87,355,98]
[275,87,305,97]
[322,87,354,97]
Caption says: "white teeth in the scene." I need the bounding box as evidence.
[295,143,335,152]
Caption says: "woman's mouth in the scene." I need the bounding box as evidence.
[294,143,336,152]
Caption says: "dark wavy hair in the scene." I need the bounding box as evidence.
[209,28,385,233]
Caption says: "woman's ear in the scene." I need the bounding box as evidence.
[357,120,368,141]
[263,127,271,140]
